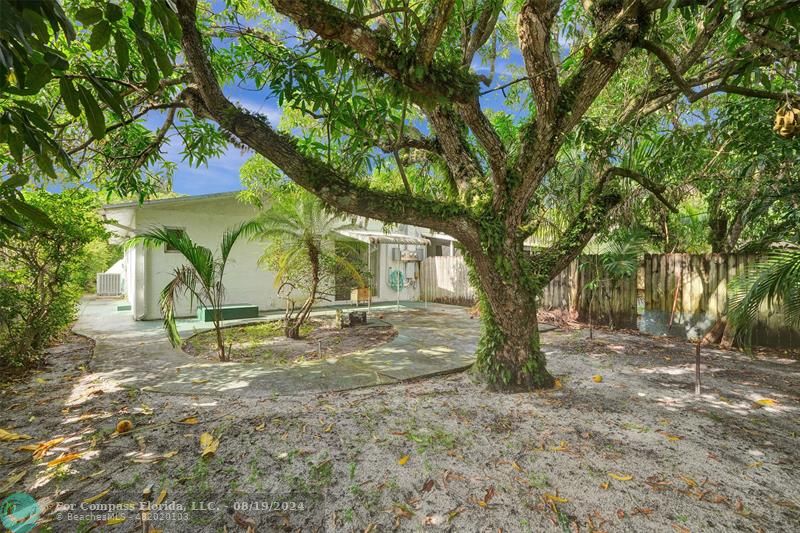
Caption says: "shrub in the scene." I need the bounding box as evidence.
[0,189,107,367]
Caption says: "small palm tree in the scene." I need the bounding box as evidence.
[127,224,252,361]
[728,246,800,347]
[246,194,363,339]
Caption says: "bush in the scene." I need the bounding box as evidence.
[0,189,107,367]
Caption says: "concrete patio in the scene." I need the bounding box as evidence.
[74,297,493,397]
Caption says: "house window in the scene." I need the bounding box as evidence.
[164,228,187,253]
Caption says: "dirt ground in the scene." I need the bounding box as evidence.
[0,328,798,532]
[183,319,397,364]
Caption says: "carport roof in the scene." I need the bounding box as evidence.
[335,229,430,245]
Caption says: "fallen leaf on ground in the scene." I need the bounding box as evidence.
[83,488,111,504]
[592,375,603,383]
[549,440,569,452]
[105,516,126,525]
[543,493,569,503]
[179,416,200,425]
[398,454,410,465]
[482,485,495,505]
[747,460,763,469]
[199,433,220,458]
[162,450,178,458]
[47,452,82,467]
[0,428,32,441]
[617,509,626,519]
[421,479,434,492]
[234,511,256,529]
[0,470,27,493]
[657,431,684,441]
[754,398,777,407]
[156,489,168,505]
[679,475,697,488]
[608,473,633,481]
[599,482,610,490]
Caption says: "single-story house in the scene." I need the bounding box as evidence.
[101,192,452,320]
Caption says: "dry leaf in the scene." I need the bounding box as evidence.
[617,509,626,519]
[549,440,568,452]
[0,428,32,441]
[754,398,777,407]
[105,516,126,525]
[0,470,27,493]
[679,475,697,488]
[592,375,603,383]
[47,452,82,467]
[599,482,610,490]
[543,493,569,503]
[156,489,168,505]
[179,416,200,425]
[233,511,256,529]
[199,433,220,458]
[608,473,633,481]
[483,485,496,504]
[83,488,111,504]
[421,479,435,493]
[398,454,410,465]
[162,450,178,459]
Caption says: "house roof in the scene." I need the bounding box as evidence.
[102,191,239,210]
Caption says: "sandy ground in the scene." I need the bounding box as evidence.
[183,319,397,364]
[0,329,798,533]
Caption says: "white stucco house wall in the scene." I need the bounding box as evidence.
[101,192,447,320]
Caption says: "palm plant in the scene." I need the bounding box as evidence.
[127,224,252,361]
[728,246,800,347]
[245,194,363,339]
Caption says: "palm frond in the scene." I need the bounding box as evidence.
[159,266,205,347]
[729,248,800,345]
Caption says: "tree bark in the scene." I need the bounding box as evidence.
[466,240,556,391]
[473,277,555,391]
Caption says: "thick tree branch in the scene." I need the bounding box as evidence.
[517,0,560,137]
[416,0,455,67]
[455,97,507,198]
[638,39,694,98]
[463,0,502,65]
[427,105,484,193]
[175,0,474,239]
[269,0,478,103]
[607,167,677,213]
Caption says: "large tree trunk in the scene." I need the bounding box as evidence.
[467,245,555,391]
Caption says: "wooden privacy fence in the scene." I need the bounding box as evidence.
[419,253,800,348]
[419,255,476,305]
[419,255,638,329]
[642,253,800,347]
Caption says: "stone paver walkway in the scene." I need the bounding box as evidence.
[75,298,555,397]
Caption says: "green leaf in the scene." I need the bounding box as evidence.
[114,31,129,75]
[75,7,103,26]
[77,85,106,139]
[59,77,82,117]
[90,20,112,51]
[88,75,125,117]
[25,62,51,92]
[105,2,124,23]
[2,174,29,189]
[6,196,55,229]
[7,130,24,162]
